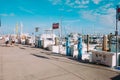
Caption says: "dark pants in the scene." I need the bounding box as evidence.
[5,41,9,44]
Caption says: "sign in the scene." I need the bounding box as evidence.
[52,23,59,29]
[35,27,39,32]
[117,8,120,13]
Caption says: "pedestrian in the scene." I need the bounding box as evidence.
[5,35,9,46]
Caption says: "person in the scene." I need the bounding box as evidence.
[12,39,15,44]
[5,35,9,46]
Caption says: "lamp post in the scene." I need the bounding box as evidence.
[0,17,1,27]
[115,5,120,67]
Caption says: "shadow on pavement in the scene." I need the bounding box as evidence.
[31,54,49,59]
[111,74,120,80]
[19,47,26,49]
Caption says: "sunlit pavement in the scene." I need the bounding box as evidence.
[0,44,120,80]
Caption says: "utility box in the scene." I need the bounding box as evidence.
[91,51,116,67]
[52,45,59,53]
[41,40,53,49]
[71,45,78,58]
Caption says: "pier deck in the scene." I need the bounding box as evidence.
[0,43,120,80]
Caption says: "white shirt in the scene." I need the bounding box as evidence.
[5,37,9,42]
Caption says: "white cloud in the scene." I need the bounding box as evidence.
[0,14,8,16]
[49,0,90,9]
[0,13,15,16]
[63,19,81,23]
[66,9,72,12]
[92,0,101,4]
[74,5,88,8]
[79,6,116,27]
[81,0,90,4]
[71,0,90,5]
[98,8,115,27]
[19,7,34,14]
[80,10,97,21]
[10,13,15,16]
[104,3,113,8]
[65,0,89,8]
[99,3,113,11]
[107,8,115,15]
[66,2,75,7]
[65,0,71,5]
[49,0,62,5]
[99,15,114,26]
[59,8,72,12]
[59,8,64,11]
[75,0,81,4]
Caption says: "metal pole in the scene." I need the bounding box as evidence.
[0,17,1,27]
[59,23,61,53]
[60,16,62,41]
[59,16,62,53]
[0,16,1,34]
[115,5,118,67]
[20,22,23,35]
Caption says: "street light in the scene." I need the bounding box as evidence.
[0,18,1,27]
[115,5,120,67]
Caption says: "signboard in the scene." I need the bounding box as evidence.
[117,8,120,13]
[35,27,39,32]
[52,23,59,29]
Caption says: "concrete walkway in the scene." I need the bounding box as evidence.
[0,44,120,80]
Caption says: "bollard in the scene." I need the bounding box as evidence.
[108,33,112,51]
[102,35,108,51]
[38,40,41,48]
[55,37,59,45]
[78,37,82,60]
[66,37,71,56]
[87,35,89,52]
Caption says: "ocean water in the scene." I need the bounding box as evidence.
[96,44,119,53]
[111,44,117,52]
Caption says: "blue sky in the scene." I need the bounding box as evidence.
[0,0,120,35]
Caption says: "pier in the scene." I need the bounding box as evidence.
[0,41,120,80]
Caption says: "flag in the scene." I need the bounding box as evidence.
[16,23,18,34]
[52,23,59,29]
[117,8,120,13]
[117,6,120,21]
[35,27,39,32]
